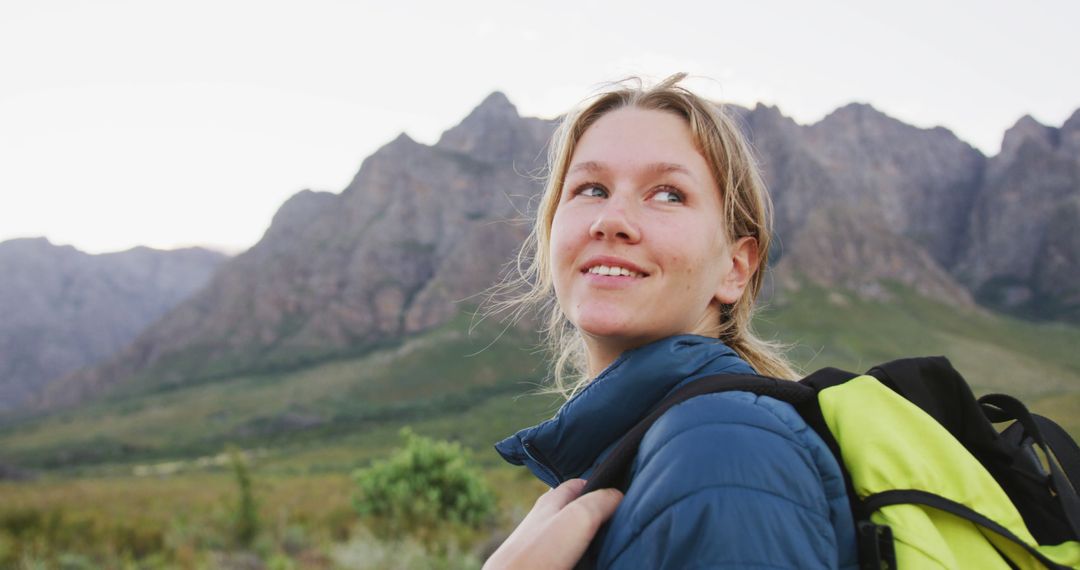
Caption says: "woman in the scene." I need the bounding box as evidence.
[486,74,859,569]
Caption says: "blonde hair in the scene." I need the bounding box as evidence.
[491,73,795,398]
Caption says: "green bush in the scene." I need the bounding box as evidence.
[228,446,259,548]
[352,428,495,534]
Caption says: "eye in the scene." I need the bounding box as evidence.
[651,187,684,203]
[573,183,608,199]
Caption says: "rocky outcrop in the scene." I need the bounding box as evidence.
[40,96,553,409]
[801,104,984,268]
[955,112,1080,316]
[740,103,985,268]
[0,238,226,411]
[29,94,1080,412]
[774,207,974,306]
[437,91,555,167]
[738,103,837,251]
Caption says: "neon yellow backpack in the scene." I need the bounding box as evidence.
[584,357,1080,569]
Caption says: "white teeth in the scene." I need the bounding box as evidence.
[587,265,642,277]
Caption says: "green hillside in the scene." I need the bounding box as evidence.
[0,315,557,471]
[2,283,1079,473]
[758,284,1080,436]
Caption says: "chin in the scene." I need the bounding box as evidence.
[576,320,635,339]
[572,320,630,341]
[576,318,664,346]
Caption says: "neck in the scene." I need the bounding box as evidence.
[580,311,728,378]
[582,333,661,378]
[583,337,623,379]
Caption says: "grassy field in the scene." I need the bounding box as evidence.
[1,283,1079,567]
[0,315,557,471]
[0,462,546,569]
[4,285,1078,471]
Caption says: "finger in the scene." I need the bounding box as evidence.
[524,478,588,523]
[494,479,589,553]
[530,488,624,568]
[556,487,623,535]
[484,486,623,570]
[539,478,588,508]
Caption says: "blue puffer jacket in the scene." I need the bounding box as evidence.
[495,335,859,569]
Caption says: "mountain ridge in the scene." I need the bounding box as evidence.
[0,238,227,411]
[13,93,1080,414]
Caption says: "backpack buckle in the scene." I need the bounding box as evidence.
[857,521,896,570]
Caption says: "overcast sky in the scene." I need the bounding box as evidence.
[2,0,1077,254]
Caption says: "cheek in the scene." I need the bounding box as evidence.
[673,237,727,295]
[548,215,577,292]
[667,253,698,292]
[549,208,585,262]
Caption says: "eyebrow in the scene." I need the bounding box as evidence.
[567,161,695,179]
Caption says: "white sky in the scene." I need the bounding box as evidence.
[2,0,1077,254]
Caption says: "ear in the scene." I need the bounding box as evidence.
[714,236,759,305]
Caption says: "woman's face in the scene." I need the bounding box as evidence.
[550,107,751,363]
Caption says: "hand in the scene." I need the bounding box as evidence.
[484,479,623,570]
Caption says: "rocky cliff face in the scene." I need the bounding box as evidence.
[800,104,985,269]
[40,95,555,409]
[772,206,975,306]
[738,102,984,305]
[955,111,1080,317]
[28,94,1080,412]
[0,238,226,411]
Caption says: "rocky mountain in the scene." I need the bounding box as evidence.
[955,111,1080,319]
[27,94,1080,412]
[742,103,985,270]
[736,103,985,305]
[38,93,555,409]
[772,205,975,305]
[0,238,226,411]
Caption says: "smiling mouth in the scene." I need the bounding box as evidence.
[583,264,647,278]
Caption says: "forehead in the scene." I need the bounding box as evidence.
[569,107,706,173]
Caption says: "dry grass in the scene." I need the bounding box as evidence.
[0,464,545,568]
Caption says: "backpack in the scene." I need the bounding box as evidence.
[579,356,1080,569]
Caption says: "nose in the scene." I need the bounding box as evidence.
[589,198,641,243]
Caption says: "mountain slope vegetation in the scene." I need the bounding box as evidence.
[3,283,1077,472]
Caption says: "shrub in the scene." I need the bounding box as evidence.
[352,429,495,535]
[228,447,259,548]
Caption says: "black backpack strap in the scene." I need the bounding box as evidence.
[864,489,1073,570]
[867,357,1079,544]
[581,374,814,494]
[574,374,814,570]
[994,409,1080,502]
[796,367,866,514]
[980,393,1080,540]
[798,367,902,570]
[1034,415,1080,496]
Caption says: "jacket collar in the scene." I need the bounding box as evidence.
[494,334,754,487]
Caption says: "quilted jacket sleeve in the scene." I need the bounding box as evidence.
[594,391,850,569]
